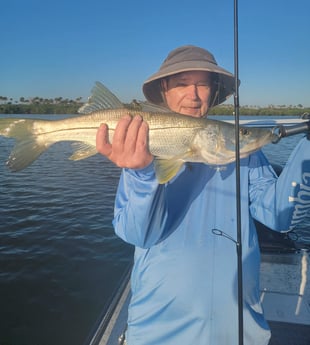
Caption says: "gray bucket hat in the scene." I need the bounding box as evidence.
[143,45,236,107]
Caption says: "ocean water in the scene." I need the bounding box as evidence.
[0,115,309,345]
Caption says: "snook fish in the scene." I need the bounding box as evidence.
[0,82,278,183]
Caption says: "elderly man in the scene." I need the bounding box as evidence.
[96,45,310,345]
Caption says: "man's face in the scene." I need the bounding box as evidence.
[162,71,212,117]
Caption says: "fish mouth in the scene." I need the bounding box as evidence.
[241,132,275,155]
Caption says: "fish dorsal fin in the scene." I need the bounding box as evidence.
[78,81,124,114]
[154,158,185,184]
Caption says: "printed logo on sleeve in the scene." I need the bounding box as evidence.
[288,172,310,230]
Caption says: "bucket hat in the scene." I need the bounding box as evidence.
[143,45,236,107]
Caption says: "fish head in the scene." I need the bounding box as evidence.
[193,122,278,165]
[238,126,277,157]
[222,125,278,161]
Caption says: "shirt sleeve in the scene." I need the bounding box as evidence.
[113,161,169,248]
[249,136,310,231]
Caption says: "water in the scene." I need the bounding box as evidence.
[0,115,309,345]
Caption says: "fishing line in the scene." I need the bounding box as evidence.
[233,0,244,344]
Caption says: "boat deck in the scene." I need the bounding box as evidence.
[260,250,310,345]
[268,321,309,345]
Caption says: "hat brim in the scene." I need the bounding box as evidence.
[143,62,236,107]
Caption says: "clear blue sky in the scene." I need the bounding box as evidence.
[1,0,309,107]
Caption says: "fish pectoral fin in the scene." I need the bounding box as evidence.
[69,142,98,161]
[154,158,185,184]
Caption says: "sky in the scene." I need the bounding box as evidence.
[1,0,309,107]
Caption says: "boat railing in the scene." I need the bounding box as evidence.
[84,263,132,345]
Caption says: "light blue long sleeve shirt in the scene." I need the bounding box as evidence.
[113,137,310,345]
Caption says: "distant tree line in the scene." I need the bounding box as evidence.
[208,105,310,116]
[0,95,309,116]
[0,96,83,114]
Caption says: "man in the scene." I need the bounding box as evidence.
[96,45,310,344]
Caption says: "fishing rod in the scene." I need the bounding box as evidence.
[233,0,244,344]
[273,121,310,142]
[232,1,309,343]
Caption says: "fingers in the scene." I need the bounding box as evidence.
[96,123,112,156]
[113,114,139,156]
[96,115,153,169]
[136,120,150,155]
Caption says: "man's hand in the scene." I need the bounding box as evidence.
[96,114,154,169]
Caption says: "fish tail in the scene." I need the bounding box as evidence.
[0,118,50,171]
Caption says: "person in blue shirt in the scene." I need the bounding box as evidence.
[96,45,310,345]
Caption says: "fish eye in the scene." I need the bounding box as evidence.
[240,128,250,136]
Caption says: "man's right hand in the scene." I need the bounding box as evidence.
[96,114,154,169]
